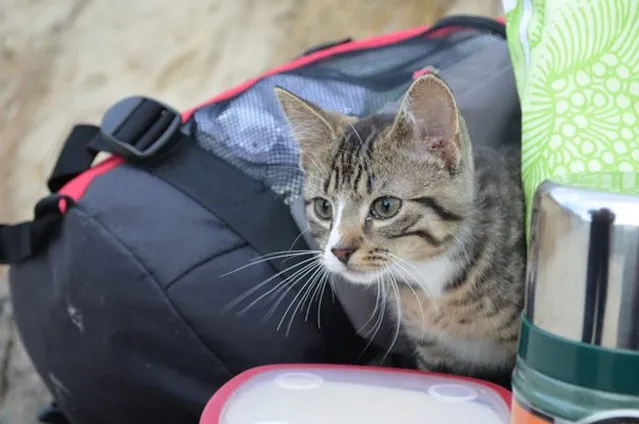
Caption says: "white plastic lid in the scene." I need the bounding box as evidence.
[200,365,511,424]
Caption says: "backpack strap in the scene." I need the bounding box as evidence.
[424,14,506,38]
[0,194,74,264]
[46,125,104,193]
[1,96,307,271]
[37,402,72,424]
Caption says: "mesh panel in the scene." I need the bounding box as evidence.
[190,29,498,204]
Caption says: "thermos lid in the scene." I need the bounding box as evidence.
[525,172,639,352]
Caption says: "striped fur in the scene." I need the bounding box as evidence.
[275,75,526,379]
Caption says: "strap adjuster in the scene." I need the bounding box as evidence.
[100,96,181,161]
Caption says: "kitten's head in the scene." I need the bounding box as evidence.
[275,75,474,285]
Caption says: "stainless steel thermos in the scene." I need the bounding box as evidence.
[511,172,639,423]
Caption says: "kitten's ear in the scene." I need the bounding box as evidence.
[274,87,345,153]
[391,75,462,171]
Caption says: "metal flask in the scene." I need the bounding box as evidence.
[525,172,639,352]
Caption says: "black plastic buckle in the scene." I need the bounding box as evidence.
[100,96,181,161]
[37,402,72,424]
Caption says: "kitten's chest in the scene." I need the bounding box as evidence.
[394,287,514,367]
[389,256,479,338]
[396,288,478,338]
[389,255,506,340]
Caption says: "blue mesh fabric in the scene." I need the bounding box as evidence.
[190,30,497,204]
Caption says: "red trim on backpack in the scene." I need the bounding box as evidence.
[182,24,440,121]
[182,19,506,121]
[198,363,513,423]
[58,157,124,207]
[57,25,434,207]
[57,18,505,211]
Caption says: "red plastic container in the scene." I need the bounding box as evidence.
[200,364,512,424]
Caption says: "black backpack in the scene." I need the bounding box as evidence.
[0,16,520,424]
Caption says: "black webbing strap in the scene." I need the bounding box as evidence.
[423,15,506,38]
[1,95,306,270]
[1,124,100,264]
[0,194,74,265]
[47,125,102,193]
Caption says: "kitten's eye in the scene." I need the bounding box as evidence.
[371,197,402,219]
[313,198,333,220]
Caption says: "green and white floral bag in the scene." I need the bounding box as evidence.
[502,0,638,220]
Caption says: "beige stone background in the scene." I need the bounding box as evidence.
[0,0,501,421]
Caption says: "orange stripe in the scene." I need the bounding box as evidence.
[511,399,553,424]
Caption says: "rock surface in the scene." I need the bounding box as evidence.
[0,0,501,421]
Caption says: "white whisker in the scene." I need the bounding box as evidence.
[285,277,317,336]
[263,259,322,321]
[380,251,439,313]
[346,120,364,146]
[383,256,427,331]
[304,266,328,322]
[222,255,319,313]
[244,260,321,317]
[250,249,320,261]
[316,269,330,329]
[298,260,326,323]
[278,262,323,334]
[238,259,320,316]
[358,275,382,335]
[220,250,321,277]
[329,274,337,303]
[385,268,403,363]
[360,269,386,358]
[287,227,311,251]
[375,275,389,352]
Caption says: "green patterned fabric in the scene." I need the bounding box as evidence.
[502,0,639,218]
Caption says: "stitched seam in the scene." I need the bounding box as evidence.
[69,206,233,378]
[164,242,249,291]
[78,162,229,228]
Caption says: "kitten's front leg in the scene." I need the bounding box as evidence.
[413,340,449,372]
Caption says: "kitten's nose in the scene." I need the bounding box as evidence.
[331,247,355,264]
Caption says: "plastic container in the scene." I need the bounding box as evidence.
[511,173,639,423]
[200,364,512,424]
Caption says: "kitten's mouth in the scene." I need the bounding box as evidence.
[321,259,380,285]
[338,268,379,285]
[321,250,384,284]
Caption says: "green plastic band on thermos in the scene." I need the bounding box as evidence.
[518,314,639,396]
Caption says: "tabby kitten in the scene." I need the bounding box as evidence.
[274,74,526,379]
